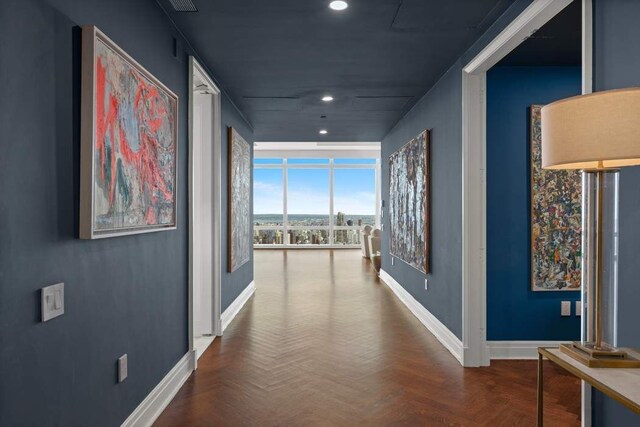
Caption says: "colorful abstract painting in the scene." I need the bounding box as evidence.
[389,130,430,274]
[530,105,581,291]
[228,128,251,272]
[80,26,178,239]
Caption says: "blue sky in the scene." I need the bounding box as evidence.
[253,162,376,215]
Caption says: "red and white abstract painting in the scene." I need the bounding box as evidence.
[81,26,178,238]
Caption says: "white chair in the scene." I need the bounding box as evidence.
[368,229,381,261]
[360,225,372,258]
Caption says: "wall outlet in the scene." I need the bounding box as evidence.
[575,301,582,317]
[118,354,128,383]
[561,301,571,317]
[424,279,428,291]
[41,283,64,322]
[391,257,395,266]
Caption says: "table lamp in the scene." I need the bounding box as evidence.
[542,88,640,367]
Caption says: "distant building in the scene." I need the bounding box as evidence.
[336,211,346,243]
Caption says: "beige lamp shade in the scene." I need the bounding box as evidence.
[541,88,640,170]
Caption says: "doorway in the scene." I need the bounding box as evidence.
[461,0,592,424]
[189,57,223,361]
[460,0,591,368]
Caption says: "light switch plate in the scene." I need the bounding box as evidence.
[561,301,571,317]
[425,279,428,291]
[391,257,395,266]
[41,283,64,322]
[575,301,582,317]
[118,354,128,383]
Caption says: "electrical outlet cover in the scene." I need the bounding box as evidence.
[561,301,571,317]
[118,354,128,383]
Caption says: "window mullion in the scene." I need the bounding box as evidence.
[283,158,288,246]
[329,158,334,245]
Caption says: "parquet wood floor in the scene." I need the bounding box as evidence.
[155,249,580,426]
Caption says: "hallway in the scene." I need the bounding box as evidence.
[156,250,580,426]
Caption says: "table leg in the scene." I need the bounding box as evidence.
[537,352,543,427]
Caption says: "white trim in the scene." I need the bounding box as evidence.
[375,158,381,229]
[255,141,380,149]
[221,281,256,333]
[283,158,288,241]
[188,57,223,359]
[329,159,335,244]
[461,0,577,368]
[487,341,564,360]
[254,153,380,247]
[255,163,376,169]
[255,150,380,159]
[121,350,196,427]
[254,142,380,160]
[463,0,574,74]
[194,335,215,360]
[379,269,463,365]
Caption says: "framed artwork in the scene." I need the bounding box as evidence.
[530,105,581,291]
[80,26,178,239]
[228,127,251,272]
[389,130,430,274]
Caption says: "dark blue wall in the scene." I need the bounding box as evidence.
[592,0,640,425]
[221,97,254,311]
[381,66,463,337]
[486,66,581,341]
[381,0,533,339]
[0,0,252,425]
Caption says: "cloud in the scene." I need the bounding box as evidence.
[254,181,281,193]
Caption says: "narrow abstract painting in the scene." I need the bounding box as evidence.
[530,105,581,291]
[389,130,430,274]
[80,26,178,239]
[228,127,251,272]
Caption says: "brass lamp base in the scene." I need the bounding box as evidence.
[560,342,640,368]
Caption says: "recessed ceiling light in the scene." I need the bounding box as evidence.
[319,130,328,135]
[329,1,348,11]
[322,95,334,102]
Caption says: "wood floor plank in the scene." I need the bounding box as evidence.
[155,249,580,426]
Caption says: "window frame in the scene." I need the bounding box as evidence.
[253,156,381,248]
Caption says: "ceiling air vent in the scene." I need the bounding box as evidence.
[168,0,197,12]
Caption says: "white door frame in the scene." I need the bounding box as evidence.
[460,0,591,368]
[188,57,223,362]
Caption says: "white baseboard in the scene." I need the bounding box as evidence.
[487,341,564,359]
[121,350,196,427]
[221,281,255,332]
[379,269,463,365]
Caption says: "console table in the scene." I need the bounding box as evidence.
[537,347,640,426]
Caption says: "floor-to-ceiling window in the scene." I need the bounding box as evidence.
[253,145,381,248]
